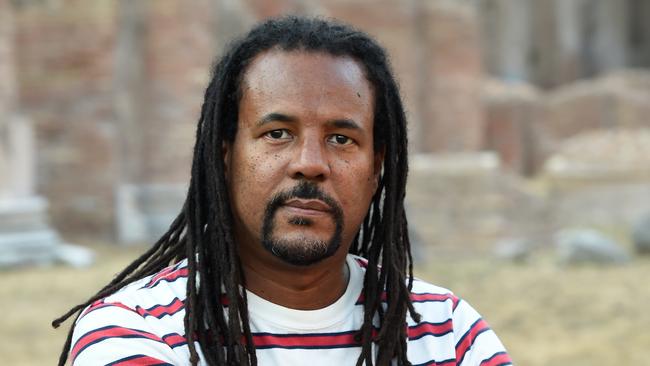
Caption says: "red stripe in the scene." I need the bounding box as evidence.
[356,292,457,305]
[71,328,187,363]
[71,326,163,362]
[251,319,454,350]
[354,258,368,268]
[145,266,175,287]
[451,296,460,311]
[135,298,185,318]
[80,299,106,318]
[109,355,171,366]
[408,320,453,339]
[145,268,188,288]
[80,301,137,319]
[411,293,455,303]
[162,333,187,348]
[480,352,512,366]
[456,319,490,364]
[253,332,358,348]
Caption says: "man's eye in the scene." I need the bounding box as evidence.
[328,134,353,145]
[265,129,291,140]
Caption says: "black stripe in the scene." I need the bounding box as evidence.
[105,354,174,366]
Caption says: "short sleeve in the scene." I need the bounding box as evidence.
[452,299,513,366]
[69,301,186,366]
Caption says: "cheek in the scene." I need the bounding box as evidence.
[230,149,286,221]
[334,160,377,222]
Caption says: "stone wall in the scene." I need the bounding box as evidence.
[0,0,16,198]
[543,128,650,231]
[542,71,650,147]
[480,0,648,88]
[482,80,542,175]
[14,1,118,237]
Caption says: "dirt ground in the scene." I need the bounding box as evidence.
[1,242,648,365]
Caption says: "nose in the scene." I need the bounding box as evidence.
[287,138,331,181]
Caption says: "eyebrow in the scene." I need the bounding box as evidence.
[256,112,297,126]
[256,112,362,131]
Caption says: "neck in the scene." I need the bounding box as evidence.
[239,249,350,310]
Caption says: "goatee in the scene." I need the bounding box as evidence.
[261,181,344,266]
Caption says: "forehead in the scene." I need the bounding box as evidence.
[239,50,374,123]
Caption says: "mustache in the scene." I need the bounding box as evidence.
[265,181,343,218]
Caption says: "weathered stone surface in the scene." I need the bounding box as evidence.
[7,0,650,246]
[0,196,94,268]
[0,0,16,119]
[479,0,533,82]
[116,184,186,244]
[555,229,630,265]
[632,212,650,255]
[0,1,92,268]
[418,1,485,152]
[627,0,650,68]
[542,71,650,144]
[493,237,533,262]
[543,128,650,230]
[406,153,546,255]
[14,1,118,238]
[544,128,650,179]
[0,0,15,199]
[141,0,216,183]
[482,79,543,175]
[478,0,639,88]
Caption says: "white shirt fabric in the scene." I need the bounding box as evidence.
[70,255,512,366]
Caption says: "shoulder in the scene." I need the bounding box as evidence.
[89,259,189,318]
[348,255,512,365]
[69,260,190,365]
[349,254,460,313]
[408,278,512,366]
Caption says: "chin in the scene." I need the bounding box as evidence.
[261,236,341,266]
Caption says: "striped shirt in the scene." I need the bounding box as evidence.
[70,255,512,365]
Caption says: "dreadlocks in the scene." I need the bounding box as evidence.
[53,15,419,366]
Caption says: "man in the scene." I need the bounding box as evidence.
[54,16,512,366]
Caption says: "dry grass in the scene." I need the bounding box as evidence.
[415,253,650,366]
[0,243,145,366]
[1,243,648,365]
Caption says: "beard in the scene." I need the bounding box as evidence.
[261,181,344,266]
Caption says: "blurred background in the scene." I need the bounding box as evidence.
[1,0,649,364]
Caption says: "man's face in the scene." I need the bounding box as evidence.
[225,50,381,267]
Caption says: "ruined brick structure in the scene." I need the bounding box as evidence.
[2,0,649,245]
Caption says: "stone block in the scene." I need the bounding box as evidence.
[555,229,630,265]
[0,196,94,268]
[406,153,546,255]
[14,1,118,237]
[482,79,543,175]
[543,128,650,230]
[116,183,187,244]
[478,0,533,82]
[418,0,485,152]
[632,212,650,255]
[542,71,650,143]
[0,196,49,232]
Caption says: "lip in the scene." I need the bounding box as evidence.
[283,199,332,215]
